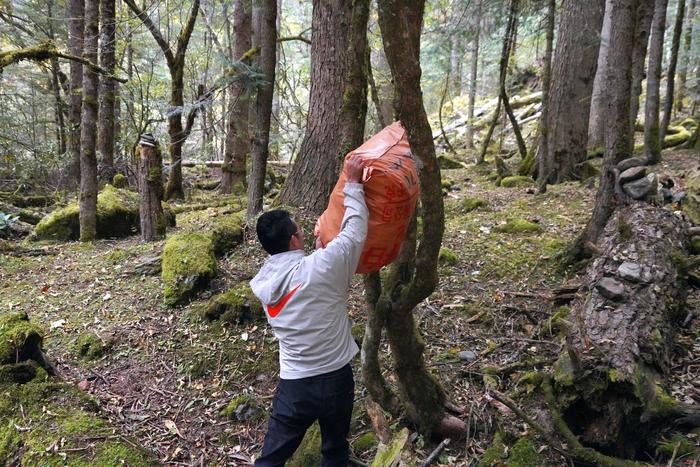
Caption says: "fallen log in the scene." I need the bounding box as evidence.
[180,160,289,168]
[552,202,692,458]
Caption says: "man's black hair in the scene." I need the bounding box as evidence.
[256,210,296,255]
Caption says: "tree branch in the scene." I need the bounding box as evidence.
[122,0,175,66]
[277,34,311,45]
[175,0,200,64]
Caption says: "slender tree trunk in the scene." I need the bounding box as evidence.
[67,0,84,187]
[449,35,461,97]
[589,0,614,148]
[644,0,669,163]
[79,0,99,241]
[246,0,277,218]
[574,0,638,260]
[47,0,66,156]
[543,0,605,184]
[465,0,482,149]
[661,0,686,140]
[138,143,166,241]
[277,0,353,213]
[221,0,252,194]
[367,49,387,130]
[676,0,696,113]
[537,0,556,192]
[629,0,655,131]
[98,0,117,181]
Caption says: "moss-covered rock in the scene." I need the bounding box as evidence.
[506,438,543,467]
[461,196,489,212]
[517,152,535,176]
[32,185,175,241]
[210,213,244,257]
[219,394,262,422]
[438,155,467,169]
[288,422,322,467]
[0,311,43,365]
[198,283,263,323]
[494,218,542,234]
[162,232,218,305]
[371,428,409,467]
[73,332,107,360]
[111,173,127,188]
[439,247,458,265]
[353,431,378,454]
[499,176,535,188]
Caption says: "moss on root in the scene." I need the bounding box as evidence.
[162,232,218,305]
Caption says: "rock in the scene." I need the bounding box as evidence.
[595,277,626,301]
[78,379,92,391]
[220,394,262,422]
[623,174,658,200]
[458,350,477,362]
[494,218,543,234]
[500,176,535,188]
[197,283,264,323]
[162,232,218,305]
[619,166,647,184]
[617,156,647,172]
[617,262,642,282]
[688,226,700,236]
[132,255,162,276]
[660,188,673,204]
[673,191,687,204]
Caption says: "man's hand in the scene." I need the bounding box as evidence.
[345,154,365,183]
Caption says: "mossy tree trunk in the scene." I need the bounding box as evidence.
[246,0,277,218]
[67,0,84,188]
[137,144,165,241]
[644,0,669,163]
[221,0,252,195]
[676,0,696,113]
[78,0,99,242]
[123,0,200,201]
[369,0,466,439]
[629,0,655,132]
[98,0,117,182]
[536,0,556,192]
[661,0,685,141]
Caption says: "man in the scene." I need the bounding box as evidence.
[251,154,368,467]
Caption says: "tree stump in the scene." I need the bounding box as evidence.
[553,201,689,457]
[137,135,166,241]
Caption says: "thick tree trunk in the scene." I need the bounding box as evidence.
[542,0,605,184]
[221,0,252,194]
[555,202,688,457]
[589,0,614,148]
[79,0,99,242]
[277,0,353,213]
[537,0,556,192]
[98,0,117,182]
[465,1,481,150]
[629,0,655,131]
[661,0,686,140]
[375,0,466,439]
[137,144,165,241]
[67,0,84,187]
[246,0,277,218]
[644,0,669,163]
[676,0,696,113]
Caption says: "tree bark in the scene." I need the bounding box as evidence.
[676,0,696,113]
[277,0,353,214]
[465,0,482,150]
[221,0,252,194]
[375,0,466,439]
[629,0,655,132]
[537,0,556,192]
[542,0,605,184]
[67,0,84,188]
[644,0,669,163]
[556,203,688,457]
[137,143,166,241]
[589,0,614,148]
[246,0,277,218]
[98,0,117,182]
[661,0,686,140]
[79,0,99,242]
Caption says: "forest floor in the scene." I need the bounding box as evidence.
[2,148,700,466]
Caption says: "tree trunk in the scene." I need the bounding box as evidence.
[537,0,556,192]
[375,0,466,439]
[67,0,84,188]
[573,0,638,260]
[138,143,166,241]
[644,0,669,163]
[98,0,117,182]
[277,0,353,214]
[542,0,605,184]
[629,0,655,131]
[465,1,482,150]
[555,202,688,457]
[246,0,277,218]
[47,0,66,156]
[79,0,99,242]
[221,0,252,194]
[449,34,461,97]
[676,0,696,113]
[589,0,614,148]
[661,0,686,140]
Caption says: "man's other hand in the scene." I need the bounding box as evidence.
[345,154,365,183]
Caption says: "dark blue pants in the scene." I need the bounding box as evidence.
[254,364,354,467]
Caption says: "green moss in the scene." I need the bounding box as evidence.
[0,311,43,365]
[656,433,697,458]
[162,232,218,305]
[198,283,263,323]
[479,432,507,467]
[553,353,575,388]
[437,155,466,169]
[219,394,261,422]
[506,438,542,467]
[73,332,106,360]
[517,153,535,176]
[438,247,458,265]
[461,196,489,212]
[91,441,155,467]
[499,176,534,188]
[351,323,364,346]
[31,203,80,241]
[662,126,691,148]
[111,173,126,188]
[579,161,600,181]
[372,428,409,467]
[288,422,322,467]
[608,368,620,383]
[353,431,378,453]
[210,213,244,257]
[0,421,21,465]
[61,410,105,434]
[538,306,570,337]
[494,218,542,234]
[147,166,162,183]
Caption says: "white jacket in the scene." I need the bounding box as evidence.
[250,183,369,379]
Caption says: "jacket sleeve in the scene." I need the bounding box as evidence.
[310,182,369,292]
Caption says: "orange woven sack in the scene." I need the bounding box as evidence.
[315,122,420,273]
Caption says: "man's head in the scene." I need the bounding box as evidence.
[256,210,304,255]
